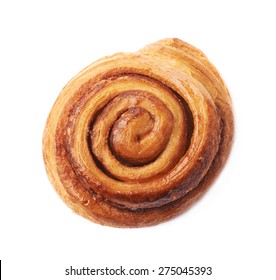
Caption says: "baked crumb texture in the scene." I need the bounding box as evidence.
[43,38,234,227]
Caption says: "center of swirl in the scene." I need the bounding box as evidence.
[88,83,188,182]
[110,107,172,165]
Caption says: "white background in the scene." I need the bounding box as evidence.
[0,0,275,279]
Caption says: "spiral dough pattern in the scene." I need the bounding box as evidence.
[43,38,234,227]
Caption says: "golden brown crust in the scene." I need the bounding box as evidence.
[43,38,234,227]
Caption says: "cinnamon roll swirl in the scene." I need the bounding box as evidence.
[43,38,234,227]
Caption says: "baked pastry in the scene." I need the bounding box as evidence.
[43,38,234,227]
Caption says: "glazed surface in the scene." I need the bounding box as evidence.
[43,38,234,227]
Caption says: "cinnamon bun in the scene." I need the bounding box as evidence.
[43,38,234,227]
